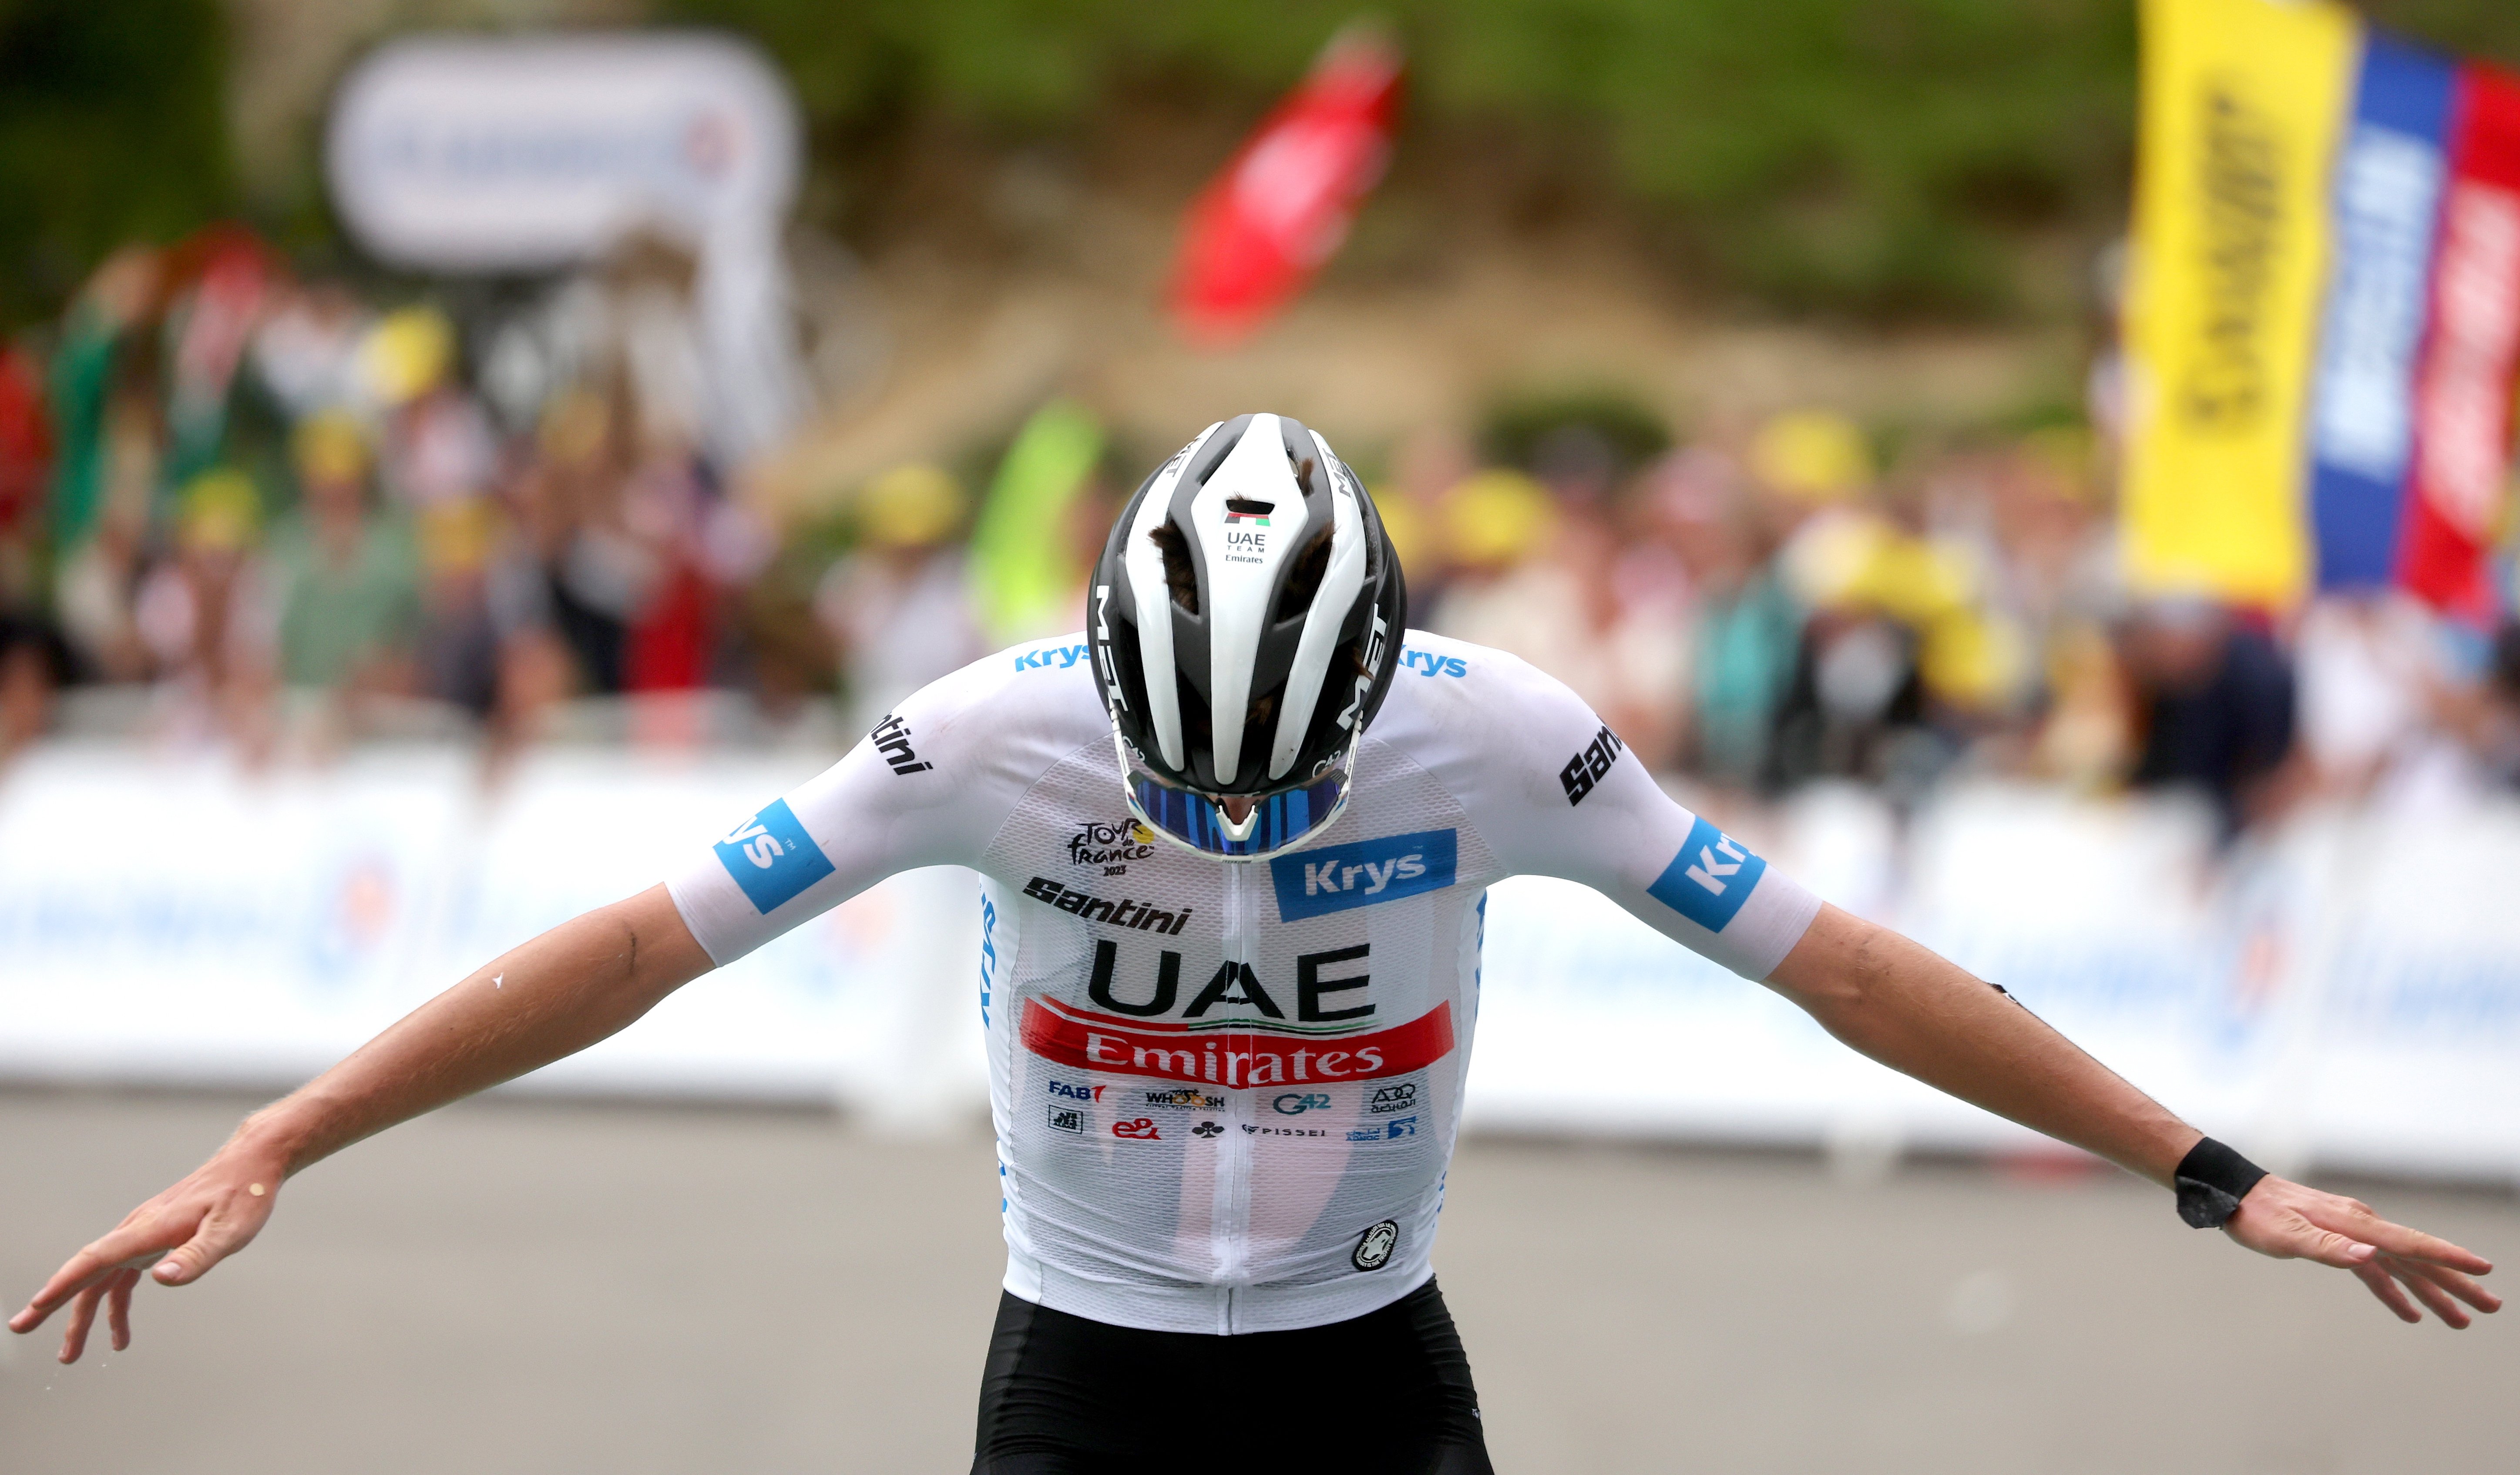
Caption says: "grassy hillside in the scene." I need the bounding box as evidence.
[677,0,2520,320]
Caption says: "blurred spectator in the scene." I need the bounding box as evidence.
[1653,449,1801,793]
[1377,424,1472,622]
[46,247,160,561]
[517,388,653,694]
[0,612,68,759]
[10,208,2507,857]
[265,412,420,702]
[133,469,275,747]
[1424,468,1562,653]
[0,343,50,608]
[413,496,504,719]
[816,463,985,732]
[2293,591,2489,816]
[2120,600,2297,841]
[251,280,371,421]
[2476,622,2520,789]
[620,453,708,695]
[159,228,276,493]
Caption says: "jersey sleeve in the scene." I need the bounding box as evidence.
[1427,644,1822,981]
[664,645,1090,965]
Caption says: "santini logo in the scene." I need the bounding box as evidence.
[1559,723,1626,806]
[867,713,930,776]
[1270,830,1458,921]
[712,799,837,915]
[1022,876,1192,934]
[1646,816,1767,934]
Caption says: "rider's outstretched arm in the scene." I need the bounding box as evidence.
[1415,642,2499,1331]
[9,884,712,1363]
[1767,902,2499,1328]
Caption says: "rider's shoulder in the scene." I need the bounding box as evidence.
[1373,631,1599,752]
[910,632,1106,739]
[1384,631,1582,706]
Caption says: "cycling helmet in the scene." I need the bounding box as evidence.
[1089,412,1405,859]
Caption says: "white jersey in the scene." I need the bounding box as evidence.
[668,631,1821,1335]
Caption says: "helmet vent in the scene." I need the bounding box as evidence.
[1225,497,1273,517]
[1147,522,1201,615]
[1273,525,1333,623]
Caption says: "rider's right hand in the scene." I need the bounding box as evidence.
[8,1136,289,1364]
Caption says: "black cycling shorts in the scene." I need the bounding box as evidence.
[971,1277,1495,1475]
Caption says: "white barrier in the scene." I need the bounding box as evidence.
[2,745,2513,1181]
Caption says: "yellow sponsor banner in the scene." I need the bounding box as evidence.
[2122,0,2361,605]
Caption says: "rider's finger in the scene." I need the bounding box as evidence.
[13,1251,122,1334]
[2324,1210,2494,1276]
[14,1222,185,1328]
[2285,1223,2377,1269]
[2399,1257,2503,1315]
[2354,1261,2421,1323]
[106,1269,137,1352]
[2390,1261,2472,1329]
[56,1282,104,1365]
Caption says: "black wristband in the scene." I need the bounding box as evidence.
[2173,1137,2268,1228]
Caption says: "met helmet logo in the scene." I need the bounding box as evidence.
[712,798,837,914]
[1646,816,1767,934]
[1270,829,1457,921]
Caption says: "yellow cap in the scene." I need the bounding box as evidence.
[179,469,261,551]
[419,496,500,573]
[857,463,968,549]
[1750,409,1871,502]
[1370,486,1428,575]
[1919,608,2030,712]
[292,408,369,485]
[357,306,456,406]
[1443,469,1556,568]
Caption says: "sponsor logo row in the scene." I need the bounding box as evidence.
[1047,1102,1417,1144]
[1046,1079,1416,1113]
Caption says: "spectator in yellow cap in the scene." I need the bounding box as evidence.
[267,410,420,711]
[816,462,985,735]
[129,469,276,746]
[1749,408,1872,504]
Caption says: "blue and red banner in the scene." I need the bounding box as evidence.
[2127,0,2520,619]
[2308,34,2520,616]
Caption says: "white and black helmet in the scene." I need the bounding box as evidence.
[1089,413,1405,859]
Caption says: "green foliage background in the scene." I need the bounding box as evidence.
[0,0,231,329]
[10,0,2520,328]
[669,0,2520,319]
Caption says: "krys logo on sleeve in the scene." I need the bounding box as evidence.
[1647,816,1767,934]
[1270,830,1457,921]
[713,798,837,914]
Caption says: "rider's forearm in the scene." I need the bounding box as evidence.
[232,885,714,1177]
[1764,904,2201,1185]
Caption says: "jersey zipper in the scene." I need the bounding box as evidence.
[1214,860,1255,1332]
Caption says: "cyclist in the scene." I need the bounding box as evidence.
[13,414,2499,1473]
